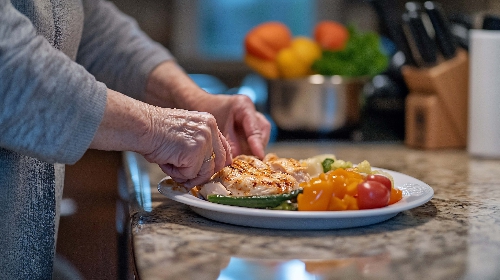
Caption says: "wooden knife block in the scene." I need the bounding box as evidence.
[402,49,469,149]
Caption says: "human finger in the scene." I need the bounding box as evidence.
[208,117,228,174]
[235,106,271,159]
[255,112,271,148]
[181,152,216,188]
[184,118,232,187]
[218,129,233,167]
[167,113,230,188]
[153,112,216,184]
[160,149,215,189]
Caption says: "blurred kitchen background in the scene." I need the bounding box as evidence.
[55,1,500,279]
[110,0,499,142]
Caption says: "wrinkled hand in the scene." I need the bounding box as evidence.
[196,94,271,159]
[90,89,233,189]
[143,61,271,160]
[141,107,232,188]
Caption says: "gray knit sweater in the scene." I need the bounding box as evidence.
[0,0,172,278]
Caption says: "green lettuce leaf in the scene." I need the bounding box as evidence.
[312,25,389,77]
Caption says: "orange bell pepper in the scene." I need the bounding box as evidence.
[328,169,363,197]
[343,195,359,210]
[244,22,292,61]
[314,20,349,51]
[298,167,370,211]
[327,196,347,211]
[389,188,403,205]
[330,176,347,199]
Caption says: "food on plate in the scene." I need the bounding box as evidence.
[298,168,363,211]
[198,154,309,198]
[191,153,403,211]
[207,189,302,209]
[300,153,337,176]
[297,158,403,211]
[263,153,310,183]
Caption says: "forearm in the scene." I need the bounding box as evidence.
[89,89,150,153]
[144,61,208,110]
[90,88,232,187]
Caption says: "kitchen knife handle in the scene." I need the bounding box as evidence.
[368,0,417,66]
[424,1,457,59]
[402,11,438,67]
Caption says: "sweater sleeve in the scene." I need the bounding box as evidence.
[77,0,174,100]
[0,0,107,164]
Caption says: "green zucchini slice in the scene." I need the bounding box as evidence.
[207,189,302,209]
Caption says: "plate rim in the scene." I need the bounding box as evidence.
[157,168,434,219]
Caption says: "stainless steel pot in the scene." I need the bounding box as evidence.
[268,75,369,133]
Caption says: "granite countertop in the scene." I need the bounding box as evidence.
[123,142,500,280]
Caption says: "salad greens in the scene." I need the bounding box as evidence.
[312,25,389,77]
[322,158,335,173]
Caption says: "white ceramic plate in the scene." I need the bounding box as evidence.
[157,169,434,230]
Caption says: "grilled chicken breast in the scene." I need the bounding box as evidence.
[263,153,310,183]
[200,154,310,198]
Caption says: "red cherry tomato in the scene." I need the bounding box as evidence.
[365,174,392,191]
[357,181,390,209]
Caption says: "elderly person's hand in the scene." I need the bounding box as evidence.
[142,107,233,187]
[90,90,232,188]
[144,61,272,159]
[193,94,271,159]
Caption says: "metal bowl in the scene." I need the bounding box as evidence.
[268,75,369,133]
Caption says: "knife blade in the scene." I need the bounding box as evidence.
[402,9,438,67]
[424,1,457,59]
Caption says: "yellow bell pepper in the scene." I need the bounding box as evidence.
[276,36,322,79]
[244,54,279,79]
[297,177,333,211]
[298,167,366,211]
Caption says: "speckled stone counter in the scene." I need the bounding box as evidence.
[123,142,500,280]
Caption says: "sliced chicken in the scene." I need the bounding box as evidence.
[198,182,230,198]
[203,155,301,197]
[263,153,310,183]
